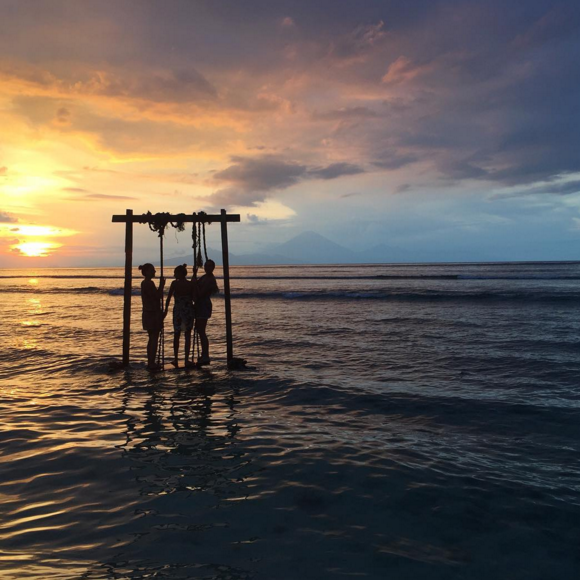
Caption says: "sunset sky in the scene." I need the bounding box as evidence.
[1,0,580,266]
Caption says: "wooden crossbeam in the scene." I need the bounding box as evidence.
[112,212,240,224]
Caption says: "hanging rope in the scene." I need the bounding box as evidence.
[191,213,198,279]
[199,211,209,263]
[157,229,165,367]
[144,212,169,368]
[190,212,210,366]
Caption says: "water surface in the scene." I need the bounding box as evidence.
[1,263,580,579]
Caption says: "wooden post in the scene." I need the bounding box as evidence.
[122,209,133,366]
[220,209,234,361]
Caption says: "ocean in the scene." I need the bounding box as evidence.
[1,262,579,579]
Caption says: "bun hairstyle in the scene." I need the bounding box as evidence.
[174,264,187,278]
[139,263,154,275]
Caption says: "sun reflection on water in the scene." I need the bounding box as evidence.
[27,298,43,315]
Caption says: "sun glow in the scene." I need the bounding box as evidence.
[0,223,77,260]
[13,241,62,257]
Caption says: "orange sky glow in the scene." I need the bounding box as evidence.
[1,1,580,266]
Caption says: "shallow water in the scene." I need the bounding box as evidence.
[1,263,580,579]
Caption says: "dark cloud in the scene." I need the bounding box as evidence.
[4,0,580,191]
[328,21,386,62]
[372,153,420,171]
[312,107,379,121]
[0,211,17,223]
[394,184,412,194]
[211,155,366,206]
[55,107,70,124]
[308,162,364,180]
[491,179,580,200]
[214,155,308,192]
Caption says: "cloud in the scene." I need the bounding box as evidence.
[329,21,386,64]
[85,68,217,103]
[308,162,365,180]
[246,213,268,225]
[12,94,233,157]
[0,211,17,223]
[62,187,137,201]
[381,56,432,85]
[312,107,379,121]
[491,179,580,200]
[211,155,366,206]
[3,0,580,205]
[0,166,7,176]
[1,62,217,105]
[214,155,308,192]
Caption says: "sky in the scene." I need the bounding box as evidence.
[1,0,580,266]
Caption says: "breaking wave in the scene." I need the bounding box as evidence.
[2,286,579,303]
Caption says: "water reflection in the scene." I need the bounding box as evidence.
[118,376,249,499]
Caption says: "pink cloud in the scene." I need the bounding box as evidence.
[381,56,432,85]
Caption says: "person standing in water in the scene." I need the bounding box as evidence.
[164,264,195,368]
[139,263,165,371]
[193,259,219,366]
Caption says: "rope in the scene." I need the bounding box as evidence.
[157,225,165,368]
[196,222,203,269]
[192,213,199,279]
[199,211,209,262]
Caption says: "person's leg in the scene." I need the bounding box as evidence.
[172,330,181,367]
[147,330,160,368]
[195,319,209,363]
[184,329,192,365]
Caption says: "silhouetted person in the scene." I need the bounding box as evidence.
[193,259,219,365]
[164,264,195,368]
[139,263,165,371]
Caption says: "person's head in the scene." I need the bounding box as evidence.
[204,259,215,274]
[138,263,155,278]
[174,264,187,279]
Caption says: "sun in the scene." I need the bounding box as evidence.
[13,241,62,257]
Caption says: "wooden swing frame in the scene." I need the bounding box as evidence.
[111,209,241,367]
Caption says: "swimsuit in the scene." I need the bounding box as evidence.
[141,280,162,331]
[194,274,218,320]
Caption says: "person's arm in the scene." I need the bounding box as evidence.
[190,277,199,301]
[164,281,175,315]
[157,276,166,299]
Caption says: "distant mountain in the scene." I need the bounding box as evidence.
[164,247,300,267]
[163,231,412,266]
[265,231,359,264]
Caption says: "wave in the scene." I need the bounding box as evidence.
[2,286,580,303]
[233,290,580,302]
[2,273,580,281]
[0,275,125,279]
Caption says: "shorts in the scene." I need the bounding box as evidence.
[194,299,213,320]
[142,310,162,331]
[173,296,194,332]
